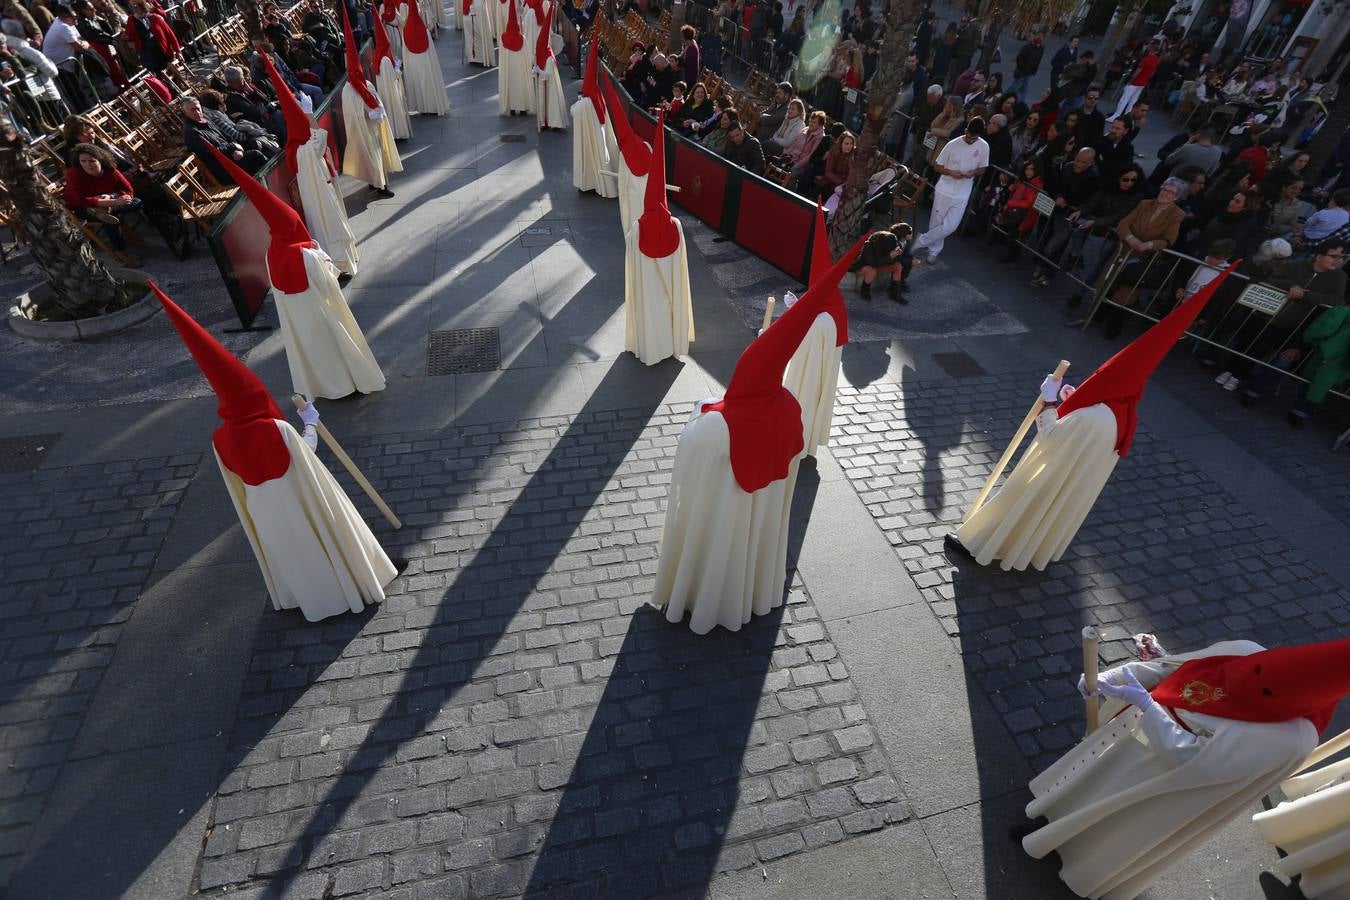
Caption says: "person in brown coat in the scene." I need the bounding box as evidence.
[1094,176,1188,338]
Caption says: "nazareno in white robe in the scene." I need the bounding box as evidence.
[271,247,386,400]
[1023,640,1318,900]
[376,57,413,140]
[401,41,450,116]
[497,43,533,114]
[429,0,448,29]
[616,151,649,238]
[533,56,569,131]
[624,218,694,365]
[218,419,397,622]
[955,402,1119,571]
[653,405,800,635]
[468,0,495,65]
[782,311,841,457]
[1253,755,1350,898]
[341,85,402,189]
[571,95,616,196]
[293,128,358,276]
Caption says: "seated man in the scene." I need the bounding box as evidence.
[181,96,267,184]
[223,64,286,139]
[722,122,765,176]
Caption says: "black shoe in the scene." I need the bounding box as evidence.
[943,533,973,560]
[371,186,395,198]
[1066,292,1083,309]
[860,282,872,300]
[337,272,354,287]
[391,557,410,574]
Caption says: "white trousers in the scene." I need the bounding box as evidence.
[914,190,968,259]
[1111,83,1145,122]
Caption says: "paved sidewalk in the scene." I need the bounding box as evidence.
[0,17,1346,900]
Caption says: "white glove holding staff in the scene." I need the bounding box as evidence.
[1097,668,1155,710]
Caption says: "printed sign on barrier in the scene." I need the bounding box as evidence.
[1236,283,1287,316]
[1033,192,1056,217]
[923,133,937,149]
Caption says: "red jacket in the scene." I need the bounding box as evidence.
[1236,145,1269,182]
[64,165,134,210]
[122,12,181,58]
[1129,53,1159,87]
[1002,176,1044,233]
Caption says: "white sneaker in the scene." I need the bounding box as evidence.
[1215,372,1234,386]
[1223,374,1240,391]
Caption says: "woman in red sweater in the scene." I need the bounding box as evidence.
[64,144,143,267]
[990,156,1044,262]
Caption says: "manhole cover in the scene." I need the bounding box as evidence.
[427,328,501,375]
[0,433,59,473]
[500,134,526,143]
[931,351,987,379]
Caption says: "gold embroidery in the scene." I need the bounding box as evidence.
[1180,680,1226,705]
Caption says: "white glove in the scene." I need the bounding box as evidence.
[297,93,314,115]
[366,106,386,120]
[301,424,319,451]
[1039,375,1064,403]
[394,59,402,71]
[298,402,320,427]
[1097,668,1154,710]
[782,290,799,309]
[1076,673,1097,699]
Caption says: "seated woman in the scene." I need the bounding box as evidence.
[780,109,827,176]
[675,82,713,133]
[64,143,143,267]
[987,156,1045,263]
[701,108,740,155]
[815,130,856,201]
[767,98,806,156]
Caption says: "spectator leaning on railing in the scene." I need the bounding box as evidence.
[722,119,764,175]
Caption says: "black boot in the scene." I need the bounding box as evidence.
[860,281,872,301]
[888,280,907,304]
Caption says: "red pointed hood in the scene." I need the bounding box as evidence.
[810,204,847,346]
[204,144,314,294]
[581,34,605,124]
[1055,263,1238,455]
[342,4,380,108]
[261,51,311,176]
[403,0,430,53]
[1152,637,1350,734]
[702,235,867,492]
[382,0,400,24]
[601,70,650,177]
[151,282,291,485]
[637,108,679,258]
[499,0,523,51]
[372,13,396,68]
[534,1,554,69]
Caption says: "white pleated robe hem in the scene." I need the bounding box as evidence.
[782,312,841,457]
[1254,759,1350,899]
[533,58,569,130]
[623,221,694,366]
[218,420,397,622]
[341,86,396,190]
[617,159,648,238]
[294,129,358,276]
[468,0,496,65]
[652,407,799,635]
[402,45,450,115]
[497,45,533,114]
[955,403,1119,571]
[272,248,387,400]
[376,58,414,140]
[1022,643,1318,900]
[571,97,617,196]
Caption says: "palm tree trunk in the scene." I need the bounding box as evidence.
[828,0,924,254]
[0,124,140,321]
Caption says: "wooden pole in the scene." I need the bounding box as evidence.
[1292,727,1350,776]
[1083,625,1100,735]
[961,359,1071,525]
[761,296,776,332]
[291,395,403,529]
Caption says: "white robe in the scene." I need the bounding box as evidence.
[623,219,694,365]
[955,402,1120,571]
[653,406,800,635]
[497,44,533,114]
[492,0,509,36]
[453,0,463,29]
[293,128,358,276]
[533,56,569,130]
[271,247,387,400]
[468,0,495,65]
[401,44,450,115]
[616,155,648,238]
[571,96,617,196]
[1254,756,1350,898]
[1024,641,1319,900]
[376,57,413,140]
[218,420,397,622]
[341,85,401,189]
[782,312,841,457]
[429,0,448,29]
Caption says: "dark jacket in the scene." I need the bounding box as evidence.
[1093,134,1135,180]
[860,230,901,267]
[986,127,1013,171]
[1014,41,1044,78]
[1077,183,1142,231]
[1058,59,1097,98]
[724,133,766,175]
[1051,163,1100,209]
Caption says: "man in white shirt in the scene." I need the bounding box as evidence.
[41,6,86,66]
[913,117,989,261]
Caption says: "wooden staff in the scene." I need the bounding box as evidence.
[291,395,402,529]
[1292,726,1350,776]
[1083,625,1100,735]
[962,359,1071,525]
[761,296,776,332]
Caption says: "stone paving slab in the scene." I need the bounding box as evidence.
[829,369,1349,775]
[192,404,909,899]
[0,452,198,886]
